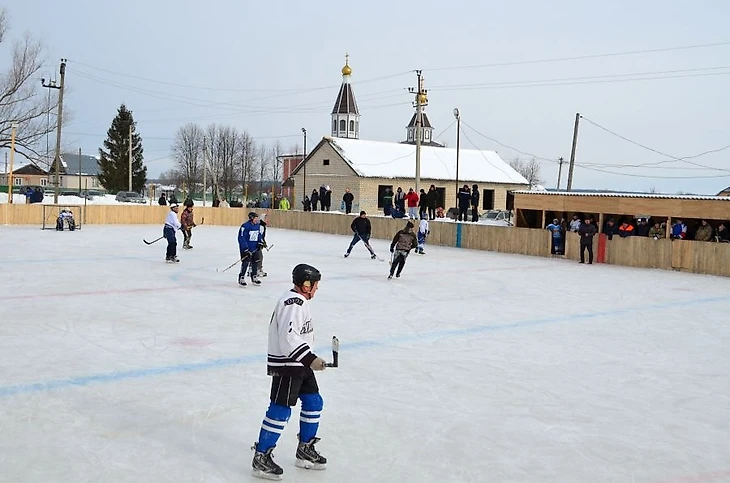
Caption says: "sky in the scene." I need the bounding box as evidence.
[2,0,730,194]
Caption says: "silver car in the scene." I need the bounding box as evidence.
[115,191,146,204]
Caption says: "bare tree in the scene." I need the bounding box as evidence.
[509,157,543,187]
[239,131,256,200]
[158,168,184,186]
[206,124,242,200]
[171,123,204,194]
[271,140,283,188]
[0,23,59,165]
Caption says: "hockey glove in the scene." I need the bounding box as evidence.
[310,357,327,371]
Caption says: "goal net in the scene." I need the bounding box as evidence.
[41,204,86,230]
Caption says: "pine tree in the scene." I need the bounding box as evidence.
[97,104,147,192]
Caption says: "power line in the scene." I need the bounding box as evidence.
[576,163,730,179]
[460,121,559,164]
[425,41,730,72]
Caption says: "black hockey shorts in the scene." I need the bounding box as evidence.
[270,369,319,407]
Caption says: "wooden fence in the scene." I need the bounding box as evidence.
[2,204,729,277]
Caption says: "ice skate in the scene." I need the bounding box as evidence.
[371,254,377,259]
[343,252,350,258]
[251,444,283,480]
[387,274,393,280]
[238,276,248,287]
[295,437,327,470]
[251,276,262,286]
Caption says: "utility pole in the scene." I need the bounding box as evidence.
[8,123,17,203]
[408,71,427,193]
[78,147,82,195]
[203,136,207,206]
[42,59,66,204]
[556,157,564,190]
[566,113,581,191]
[302,127,307,204]
[128,125,133,192]
[453,108,461,204]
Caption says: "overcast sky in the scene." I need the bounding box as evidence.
[3,0,730,194]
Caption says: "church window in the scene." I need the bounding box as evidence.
[349,120,354,132]
[340,120,346,132]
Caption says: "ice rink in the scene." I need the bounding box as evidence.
[1,223,729,483]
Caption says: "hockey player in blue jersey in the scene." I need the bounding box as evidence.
[238,212,263,286]
[251,263,328,480]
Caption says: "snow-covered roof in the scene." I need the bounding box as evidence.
[321,137,529,185]
[513,190,730,201]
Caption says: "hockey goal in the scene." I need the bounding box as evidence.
[41,204,86,230]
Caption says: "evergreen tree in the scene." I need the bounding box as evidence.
[97,104,147,192]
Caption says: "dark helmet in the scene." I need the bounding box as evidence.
[292,264,321,286]
[248,211,258,220]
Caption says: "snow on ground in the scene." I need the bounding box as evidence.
[0,225,729,483]
[0,193,149,205]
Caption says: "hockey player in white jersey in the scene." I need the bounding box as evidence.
[251,263,328,480]
[417,213,429,254]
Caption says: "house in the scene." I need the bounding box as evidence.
[0,163,49,189]
[59,152,105,191]
[717,186,730,197]
[290,136,529,214]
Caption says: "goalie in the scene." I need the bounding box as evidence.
[56,209,76,231]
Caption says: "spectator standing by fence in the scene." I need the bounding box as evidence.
[427,185,437,220]
[578,217,597,264]
[546,218,563,255]
[342,188,354,214]
[310,189,319,211]
[458,185,471,222]
[648,222,665,239]
[405,188,419,219]
[695,220,714,241]
[671,219,687,240]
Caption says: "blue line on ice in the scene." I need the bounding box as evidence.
[1,293,728,398]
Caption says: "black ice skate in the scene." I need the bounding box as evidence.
[258,270,267,277]
[251,276,262,286]
[166,256,180,263]
[371,254,377,259]
[238,276,248,287]
[295,437,327,470]
[251,444,283,480]
[343,252,350,258]
[387,274,393,280]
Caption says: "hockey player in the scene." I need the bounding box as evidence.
[344,211,376,259]
[238,212,263,286]
[164,203,181,263]
[388,221,418,279]
[251,263,328,480]
[417,213,429,254]
[180,205,196,249]
[257,213,268,277]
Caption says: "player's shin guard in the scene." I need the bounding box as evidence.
[299,393,323,443]
[257,403,291,453]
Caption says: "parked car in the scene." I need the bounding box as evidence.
[115,191,146,204]
[478,210,513,227]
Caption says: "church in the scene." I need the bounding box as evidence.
[288,56,528,214]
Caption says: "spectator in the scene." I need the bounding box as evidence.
[695,219,713,241]
[427,185,438,220]
[603,219,619,240]
[648,222,665,239]
[635,218,650,237]
[578,217,597,264]
[323,186,332,211]
[310,189,319,211]
[391,205,406,219]
[569,214,582,232]
[405,188,419,219]
[342,188,354,214]
[436,206,445,218]
[24,187,33,204]
[169,193,179,204]
[394,187,406,213]
[158,193,167,206]
[32,187,44,203]
[457,184,471,222]
[302,195,311,212]
[470,184,480,222]
[546,218,563,255]
[319,185,327,211]
[418,188,428,220]
[279,197,290,210]
[716,223,730,242]
[618,220,635,237]
[671,219,687,240]
[212,197,220,207]
[382,187,393,216]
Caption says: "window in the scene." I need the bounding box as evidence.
[356,121,359,132]
[340,119,346,132]
[377,184,394,208]
[323,159,330,166]
[425,130,430,140]
[92,178,99,187]
[14,178,22,185]
[40,178,48,186]
[482,189,495,210]
[408,130,413,141]
[349,120,354,132]
[333,120,337,132]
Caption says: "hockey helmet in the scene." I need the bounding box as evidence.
[248,211,259,220]
[292,264,321,286]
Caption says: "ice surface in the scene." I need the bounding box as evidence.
[0,224,729,483]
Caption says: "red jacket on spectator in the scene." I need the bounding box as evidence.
[405,190,419,208]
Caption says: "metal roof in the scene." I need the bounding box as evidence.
[512,190,730,202]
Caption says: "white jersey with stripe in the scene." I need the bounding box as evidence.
[267,289,317,376]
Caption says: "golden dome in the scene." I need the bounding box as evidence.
[341,53,352,76]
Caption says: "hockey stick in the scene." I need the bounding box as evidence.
[265,243,274,252]
[356,233,385,262]
[143,236,164,245]
[216,252,251,272]
[325,336,339,368]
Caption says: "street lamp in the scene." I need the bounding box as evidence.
[301,127,307,205]
[453,108,461,206]
[8,123,18,204]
